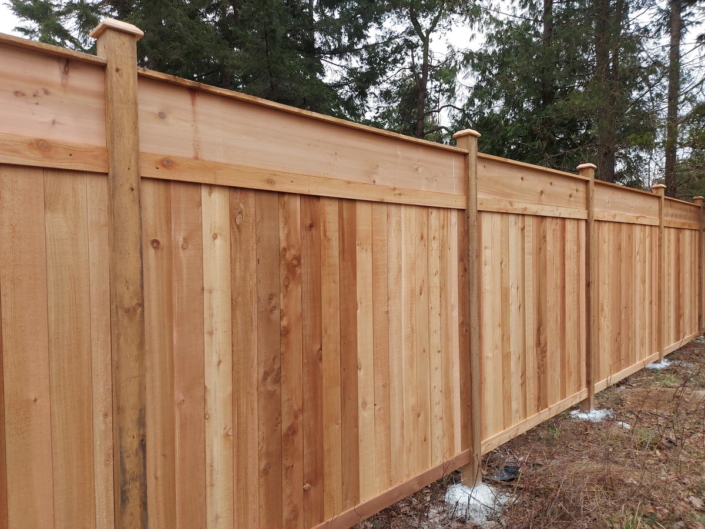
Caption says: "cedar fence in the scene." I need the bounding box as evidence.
[0,19,702,529]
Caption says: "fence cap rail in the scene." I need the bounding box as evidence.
[0,31,107,66]
[89,18,144,40]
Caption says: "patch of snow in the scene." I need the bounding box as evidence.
[444,483,510,526]
[646,358,673,370]
[569,408,614,422]
[615,421,632,430]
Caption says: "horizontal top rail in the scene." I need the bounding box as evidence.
[0,31,107,66]
[138,68,468,156]
[665,195,700,207]
[594,178,661,198]
[478,152,589,181]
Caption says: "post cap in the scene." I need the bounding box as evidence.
[651,184,666,189]
[694,196,704,203]
[89,18,144,40]
[576,163,597,170]
[453,129,481,139]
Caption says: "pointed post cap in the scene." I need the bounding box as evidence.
[576,163,597,170]
[89,18,144,40]
[453,129,481,139]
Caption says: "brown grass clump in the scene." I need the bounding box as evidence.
[355,340,705,528]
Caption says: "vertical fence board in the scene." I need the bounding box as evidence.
[202,185,234,529]
[279,194,304,529]
[44,169,96,529]
[355,201,375,501]
[414,207,431,472]
[372,203,392,491]
[320,198,342,518]
[230,188,260,529]
[0,166,54,529]
[171,183,207,528]
[339,199,360,508]
[301,196,324,527]
[87,174,114,529]
[256,191,283,529]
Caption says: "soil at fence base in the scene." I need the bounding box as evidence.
[355,340,705,529]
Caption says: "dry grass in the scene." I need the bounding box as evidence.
[355,339,705,528]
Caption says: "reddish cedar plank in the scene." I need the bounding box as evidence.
[536,217,549,411]
[86,174,115,529]
[256,191,283,528]
[142,179,177,529]
[356,201,375,501]
[320,198,342,517]
[171,182,207,528]
[230,188,260,528]
[339,199,360,509]
[279,194,304,529]
[415,207,431,471]
[301,196,324,526]
[386,204,405,485]
[372,203,392,490]
[500,214,511,430]
[44,169,96,528]
[0,166,55,528]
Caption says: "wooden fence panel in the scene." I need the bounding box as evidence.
[1,31,704,529]
[140,185,468,528]
[0,165,113,529]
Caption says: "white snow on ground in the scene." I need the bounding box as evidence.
[444,483,510,526]
[646,358,673,370]
[615,421,632,430]
[569,408,614,422]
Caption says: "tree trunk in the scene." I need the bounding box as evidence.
[540,0,555,156]
[665,0,682,197]
[594,0,615,182]
[416,38,430,139]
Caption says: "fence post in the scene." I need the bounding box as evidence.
[453,129,482,487]
[577,163,597,411]
[652,184,666,362]
[90,19,147,528]
[695,196,704,333]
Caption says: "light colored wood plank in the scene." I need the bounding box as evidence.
[415,207,431,472]
[339,199,360,509]
[202,185,234,529]
[508,215,526,425]
[0,244,6,529]
[0,33,107,65]
[428,208,444,466]
[230,188,260,529]
[500,214,512,429]
[256,191,283,528]
[44,169,95,528]
[356,201,376,500]
[401,205,418,478]
[142,179,176,529]
[371,203,392,491]
[0,165,54,528]
[320,198,343,517]
[301,196,324,527]
[386,204,405,486]
[138,76,465,195]
[142,153,464,210]
[86,174,114,529]
[478,196,587,220]
[171,182,207,528]
[440,209,458,458]
[279,193,304,529]
[523,216,538,417]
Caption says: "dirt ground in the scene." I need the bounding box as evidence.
[355,338,705,528]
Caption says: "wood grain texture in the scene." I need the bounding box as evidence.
[0,166,54,529]
[202,185,234,529]
[230,188,260,529]
[280,193,304,529]
[44,169,96,528]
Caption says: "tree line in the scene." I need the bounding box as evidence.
[9,0,705,197]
